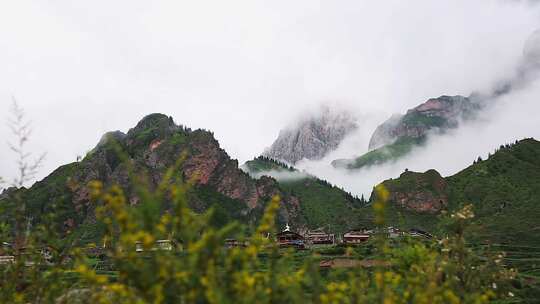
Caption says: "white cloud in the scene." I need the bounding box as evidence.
[297,79,540,197]
[1,1,540,187]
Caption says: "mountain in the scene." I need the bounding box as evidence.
[368,95,477,150]
[263,106,357,164]
[376,169,449,214]
[333,95,479,170]
[370,138,540,246]
[0,113,364,243]
[242,156,365,232]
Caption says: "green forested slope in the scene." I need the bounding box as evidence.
[243,157,365,232]
[446,138,540,245]
[374,138,540,246]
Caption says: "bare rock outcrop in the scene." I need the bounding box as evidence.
[264,106,358,164]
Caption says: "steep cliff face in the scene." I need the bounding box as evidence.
[2,114,304,238]
[264,107,357,164]
[367,114,404,152]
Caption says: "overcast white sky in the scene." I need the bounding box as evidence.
[2,1,540,187]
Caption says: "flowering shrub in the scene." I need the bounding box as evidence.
[0,170,518,303]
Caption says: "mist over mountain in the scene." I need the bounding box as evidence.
[263,105,358,164]
[367,95,479,151]
[3,2,540,302]
[3,1,539,186]
[1,0,540,247]
[331,95,480,170]
[289,28,540,198]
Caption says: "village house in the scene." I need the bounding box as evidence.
[276,224,306,249]
[305,229,335,245]
[342,230,372,245]
[387,227,403,238]
[0,244,57,266]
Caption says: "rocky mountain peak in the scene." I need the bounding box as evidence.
[408,95,471,118]
[263,106,358,164]
[368,95,477,151]
[3,114,311,237]
[94,131,126,150]
[131,113,175,132]
[334,95,481,171]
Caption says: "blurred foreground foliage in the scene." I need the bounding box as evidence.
[0,165,519,304]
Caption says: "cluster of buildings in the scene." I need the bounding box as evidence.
[0,242,55,266]
[274,225,433,250]
[128,226,435,252]
[128,225,433,252]
[0,226,434,260]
